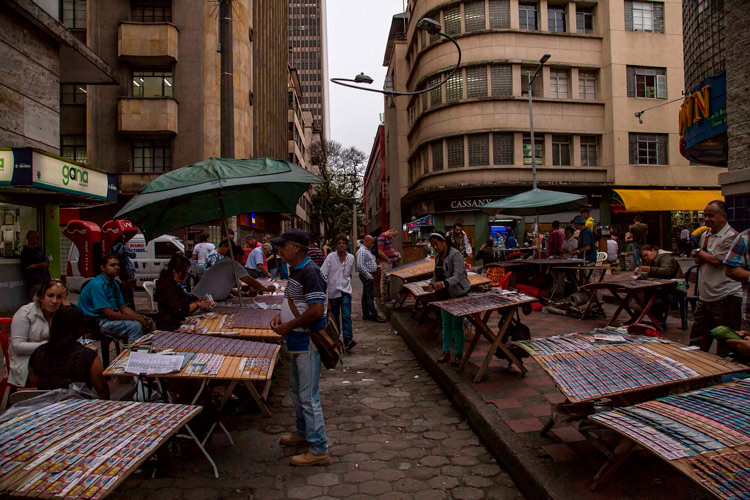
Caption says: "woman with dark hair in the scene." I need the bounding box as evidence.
[9,279,69,387]
[28,305,109,399]
[155,254,212,331]
[476,239,497,266]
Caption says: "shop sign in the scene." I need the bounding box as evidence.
[408,214,434,228]
[435,197,494,212]
[678,71,727,167]
[0,149,13,184]
[33,151,116,201]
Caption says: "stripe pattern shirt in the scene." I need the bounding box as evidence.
[280,257,328,352]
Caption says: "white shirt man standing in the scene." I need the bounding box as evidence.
[320,235,356,351]
[191,233,215,279]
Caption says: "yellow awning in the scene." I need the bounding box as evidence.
[614,190,724,212]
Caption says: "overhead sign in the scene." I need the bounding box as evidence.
[0,149,13,184]
[435,197,494,212]
[408,214,434,228]
[678,71,727,167]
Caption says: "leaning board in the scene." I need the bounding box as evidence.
[402,272,491,298]
[386,258,435,281]
[0,399,200,499]
[590,381,750,499]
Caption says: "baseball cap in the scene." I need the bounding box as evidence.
[271,229,310,247]
[571,215,586,224]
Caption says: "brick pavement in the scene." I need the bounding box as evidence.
[109,286,523,500]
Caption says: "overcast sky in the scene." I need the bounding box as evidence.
[326,0,406,157]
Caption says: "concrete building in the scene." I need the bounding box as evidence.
[0,0,119,311]
[288,67,316,233]
[384,0,724,252]
[681,0,750,231]
[59,0,289,242]
[364,124,388,237]
[288,0,329,137]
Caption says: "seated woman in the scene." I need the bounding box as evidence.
[28,306,109,399]
[9,279,68,387]
[155,254,211,331]
[476,239,497,268]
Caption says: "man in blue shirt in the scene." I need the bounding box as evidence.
[572,215,597,263]
[78,254,152,343]
[270,229,329,467]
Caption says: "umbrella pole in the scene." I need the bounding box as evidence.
[219,196,244,308]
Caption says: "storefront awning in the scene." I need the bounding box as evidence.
[614,189,723,212]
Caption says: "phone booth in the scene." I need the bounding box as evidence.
[62,221,102,278]
[102,219,138,254]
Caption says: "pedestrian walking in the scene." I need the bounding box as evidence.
[679,226,691,257]
[445,222,473,259]
[320,234,356,351]
[270,229,330,466]
[689,201,742,355]
[357,235,385,322]
[428,233,471,367]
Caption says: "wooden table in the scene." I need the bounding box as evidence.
[0,399,200,497]
[549,265,609,312]
[386,258,435,283]
[397,272,491,313]
[431,292,538,382]
[181,308,281,341]
[588,381,750,496]
[581,278,678,331]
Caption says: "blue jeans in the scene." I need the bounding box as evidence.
[329,293,352,340]
[289,349,328,455]
[99,318,150,343]
[279,263,289,280]
[441,310,465,356]
[269,267,278,278]
[359,274,378,319]
[632,242,642,267]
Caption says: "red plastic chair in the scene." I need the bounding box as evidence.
[0,318,12,410]
[498,272,513,290]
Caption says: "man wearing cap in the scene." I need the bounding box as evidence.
[270,229,330,466]
[571,215,597,263]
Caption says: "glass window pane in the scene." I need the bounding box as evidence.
[548,7,565,33]
[493,133,514,165]
[464,1,486,32]
[444,5,461,35]
[468,134,489,166]
[447,137,464,168]
[491,64,512,96]
[489,0,510,29]
[431,141,444,171]
[466,66,488,98]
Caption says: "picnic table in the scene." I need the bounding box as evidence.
[512,331,748,437]
[431,291,538,382]
[0,399,200,497]
[588,380,750,497]
[104,332,281,477]
[581,278,678,331]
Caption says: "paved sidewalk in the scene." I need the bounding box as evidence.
[110,286,523,500]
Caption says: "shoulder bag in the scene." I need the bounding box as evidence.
[287,298,343,369]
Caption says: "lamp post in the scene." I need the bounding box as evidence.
[527,54,550,244]
[330,18,462,97]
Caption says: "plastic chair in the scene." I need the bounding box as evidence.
[143,280,156,311]
[682,265,700,330]
[498,272,513,291]
[596,252,608,266]
[0,318,12,411]
[483,266,506,288]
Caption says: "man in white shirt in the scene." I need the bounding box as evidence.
[689,201,742,355]
[560,226,578,256]
[679,226,691,257]
[192,242,272,301]
[191,233,215,279]
[320,234,356,351]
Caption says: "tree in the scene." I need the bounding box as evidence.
[309,139,366,238]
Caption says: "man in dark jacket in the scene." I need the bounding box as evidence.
[638,245,684,280]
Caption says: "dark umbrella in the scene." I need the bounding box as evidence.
[481,188,588,216]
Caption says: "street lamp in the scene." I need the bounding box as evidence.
[528,54,551,190]
[330,17,462,97]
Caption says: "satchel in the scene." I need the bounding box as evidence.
[287,298,343,369]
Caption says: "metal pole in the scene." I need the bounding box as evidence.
[528,80,538,239]
[352,198,357,255]
[220,0,234,158]
[219,195,243,307]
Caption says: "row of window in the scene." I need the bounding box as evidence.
[407,132,670,184]
[413,1,664,57]
[60,0,172,29]
[60,137,172,173]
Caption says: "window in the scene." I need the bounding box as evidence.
[465,1,486,32]
[548,6,566,33]
[493,133,514,165]
[444,5,461,35]
[61,135,87,164]
[629,133,668,165]
[421,147,429,175]
[468,134,489,166]
[491,64,512,96]
[133,139,172,173]
[427,10,441,43]
[432,141,444,171]
[549,70,569,98]
[155,241,179,259]
[446,72,463,103]
[131,0,172,23]
[132,68,173,97]
[521,67,542,97]
[420,82,428,111]
[625,1,664,33]
[579,71,597,100]
[61,84,86,105]
[523,135,543,165]
[466,66,488,98]
[429,75,442,107]
[551,135,570,166]
[627,66,666,99]
[489,0,510,29]
[519,3,538,30]
[577,7,595,34]
[61,0,86,30]
[447,137,464,168]
[580,136,599,166]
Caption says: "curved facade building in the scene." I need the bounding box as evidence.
[383,0,723,248]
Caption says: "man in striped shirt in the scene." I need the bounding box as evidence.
[270,229,330,466]
[357,235,385,322]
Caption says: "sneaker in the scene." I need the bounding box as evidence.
[372,316,387,323]
[280,434,310,446]
[382,298,395,304]
[451,355,463,367]
[344,339,357,351]
[290,451,330,466]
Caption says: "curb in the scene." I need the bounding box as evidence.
[384,305,558,500]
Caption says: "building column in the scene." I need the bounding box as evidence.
[44,203,61,278]
[512,64,522,97]
[599,193,612,226]
[541,66,551,98]
[509,0,520,29]
[514,132,524,165]
[572,135,582,166]
[567,2,577,34]
[543,133,552,166]
[539,0,549,31]
[570,67,580,99]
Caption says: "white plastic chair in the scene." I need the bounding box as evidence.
[142,281,156,311]
[596,252,608,266]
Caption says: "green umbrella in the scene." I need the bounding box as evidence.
[481,188,588,216]
[115,157,324,241]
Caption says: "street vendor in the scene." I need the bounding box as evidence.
[428,232,471,367]
[637,245,684,280]
[191,241,273,301]
[155,254,212,331]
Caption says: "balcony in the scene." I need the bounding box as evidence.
[118,22,178,65]
[118,98,178,135]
